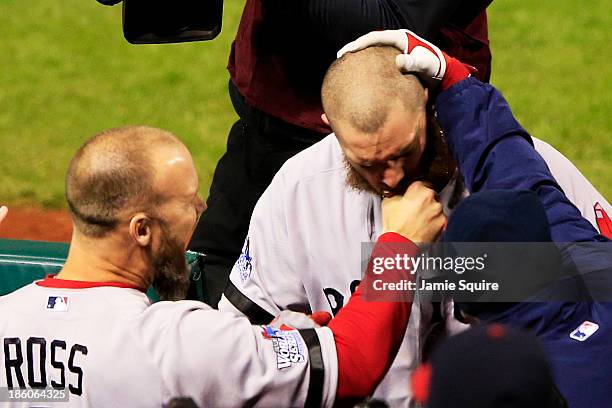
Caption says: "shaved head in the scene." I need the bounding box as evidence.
[66,126,183,237]
[321,46,426,133]
[321,46,456,196]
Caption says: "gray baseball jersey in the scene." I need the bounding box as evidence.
[0,279,338,407]
[219,134,611,407]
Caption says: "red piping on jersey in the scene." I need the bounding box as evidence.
[36,275,144,291]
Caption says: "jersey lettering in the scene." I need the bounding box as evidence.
[323,280,361,315]
[27,337,47,388]
[323,288,344,316]
[50,340,66,389]
[2,337,87,396]
[4,338,25,388]
[68,344,88,396]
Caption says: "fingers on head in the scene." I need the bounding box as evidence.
[340,32,382,57]
[396,54,415,72]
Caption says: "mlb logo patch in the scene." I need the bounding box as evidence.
[570,321,599,342]
[47,295,69,312]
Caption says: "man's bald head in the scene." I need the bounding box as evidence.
[66,126,183,237]
[321,46,427,134]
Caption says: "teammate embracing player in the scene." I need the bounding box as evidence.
[0,126,442,407]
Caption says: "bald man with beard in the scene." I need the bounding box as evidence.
[0,126,447,406]
[60,126,204,301]
[218,46,611,406]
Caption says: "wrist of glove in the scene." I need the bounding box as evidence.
[338,29,476,91]
[269,310,332,330]
[440,55,475,91]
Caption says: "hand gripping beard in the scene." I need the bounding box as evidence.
[345,115,456,196]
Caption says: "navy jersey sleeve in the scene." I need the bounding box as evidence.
[435,77,607,244]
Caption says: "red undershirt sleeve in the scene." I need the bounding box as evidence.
[328,232,419,404]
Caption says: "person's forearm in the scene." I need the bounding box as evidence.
[329,232,418,403]
[436,78,605,243]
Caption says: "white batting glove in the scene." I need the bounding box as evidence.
[270,310,332,330]
[337,29,475,90]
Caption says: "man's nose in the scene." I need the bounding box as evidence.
[381,161,405,190]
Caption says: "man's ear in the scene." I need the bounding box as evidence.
[129,214,152,247]
[423,87,429,104]
[321,113,330,127]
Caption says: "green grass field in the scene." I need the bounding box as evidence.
[0,0,609,208]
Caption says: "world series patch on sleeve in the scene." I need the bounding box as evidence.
[261,326,306,369]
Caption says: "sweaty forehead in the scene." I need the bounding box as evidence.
[152,144,199,198]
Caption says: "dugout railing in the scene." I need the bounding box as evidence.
[0,239,207,301]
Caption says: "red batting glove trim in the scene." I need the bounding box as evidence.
[594,202,612,238]
[441,54,474,91]
[405,32,444,78]
[310,311,333,326]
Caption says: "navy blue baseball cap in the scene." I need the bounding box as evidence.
[412,324,567,408]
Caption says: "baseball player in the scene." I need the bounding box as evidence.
[338,29,610,245]
[218,36,611,406]
[0,126,444,407]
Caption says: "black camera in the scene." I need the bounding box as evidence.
[98,0,223,44]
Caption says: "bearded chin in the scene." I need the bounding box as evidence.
[150,230,190,301]
[344,157,380,195]
[343,117,456,196]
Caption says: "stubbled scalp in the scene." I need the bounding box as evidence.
[65,126,181,237]
[321,46,426,134]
